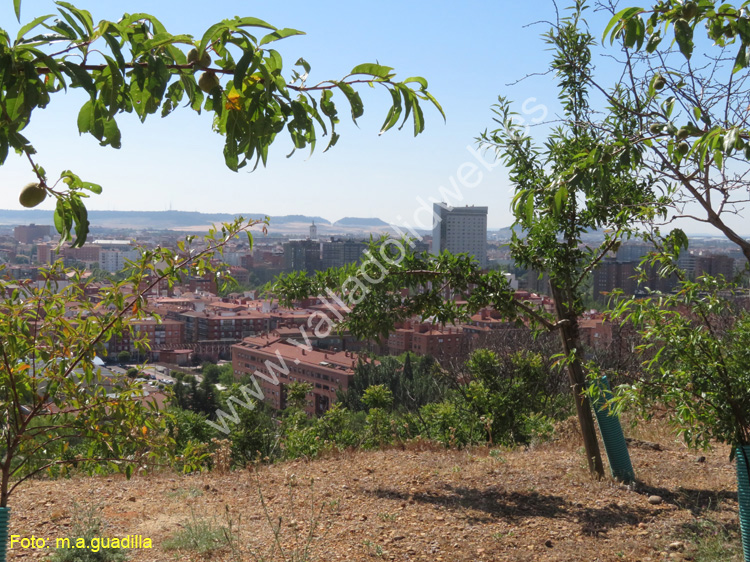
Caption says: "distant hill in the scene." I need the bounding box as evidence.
[0,209,391,233]
[333,217,389,227]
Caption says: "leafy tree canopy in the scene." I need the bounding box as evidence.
[1,0,443,246]
[601,0,750,261]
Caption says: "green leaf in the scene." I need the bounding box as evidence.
[81,182,102,194]
[77,99,94,134]
[320,89,337,119]
[15,14,53,43]
[261,49,281,76]
[645,32,662,53]
[259,28,305,46]
[663,96,676,118]
[724,127,739,152]
[61,61,96,95]
[15,46,66,88]
[380,88,402,134]
[403,76,428,89]
[350,63,394,79]
[735,45,748,73]
[295,57,311,74]
[44,18,76,40]
[412,98,424,136]
[54,198,71,242]
[69,195,89,247]
[233,49,255,89]
[395,84,414,131]
[603,7,644,44]
[525,191,535,224]
[624,17,639,48]
[554,185,568,214]
[233,16,276,31]
[102,32,126,69]
[56,5,86,40]
[56,2,94,37]
[197,22,228,57]
[14,0,21,22]
[324,132,340,153]
[673,18,694,59]
[420,90,445,122]
[119,13,167,34]
[143,33,193,51]
[336,82,364,121]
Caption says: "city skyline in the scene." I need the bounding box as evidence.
[1,1,748,237]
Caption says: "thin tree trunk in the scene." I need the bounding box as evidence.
[1,464,10,508]
[550,283,605,478]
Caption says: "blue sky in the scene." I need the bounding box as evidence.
[1,1,744,235]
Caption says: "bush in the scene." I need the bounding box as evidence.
[316,404,365,449]
[338,354,447,413]
[462,349,565,445]
[220,386,276,467]
[419,401,479,447]
[280,409,323,459]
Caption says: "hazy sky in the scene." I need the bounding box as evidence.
[0,1,747,236]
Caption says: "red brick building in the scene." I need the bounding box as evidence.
[179,308,271,344]
[105,318,184,359]
[232,334,362,415]
[387,321,468,360]
[578,313,613,349]
[14,224,51,244]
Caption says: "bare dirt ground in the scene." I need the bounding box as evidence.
[5,421,742,562]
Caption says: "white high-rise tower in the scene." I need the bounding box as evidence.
[431,204,488,268]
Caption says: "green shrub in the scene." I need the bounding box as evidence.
[363,407,394,448]
[280,409,323,459]
[316,404,365,449]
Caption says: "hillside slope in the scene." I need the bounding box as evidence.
[6,428,740,562]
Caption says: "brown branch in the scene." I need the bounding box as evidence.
[573,233,623,291]
[8,455,170,497]
[499,291,557,332]
[31,62,392,92]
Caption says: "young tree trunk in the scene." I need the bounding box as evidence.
[1,464,9,508]
[550,283,605,478]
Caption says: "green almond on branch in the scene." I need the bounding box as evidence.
[187,48,211,69]
[18,182,46,208]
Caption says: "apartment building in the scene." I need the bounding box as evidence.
[96,240,140,273]
[14,224,51,244]
[320,239,368,269]
[104,317,184,359]
[431,204,488,268]
[232,334,360,415]
[179,308,271,344]
[593,260,679,302]
[387,321,468,359]
[694,254,735,278]
[37,242,101,266]
[283,239,321,273]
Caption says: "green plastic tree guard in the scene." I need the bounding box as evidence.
[736,445,750,562]
[0,507,9,562]
[592,376,635,483]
